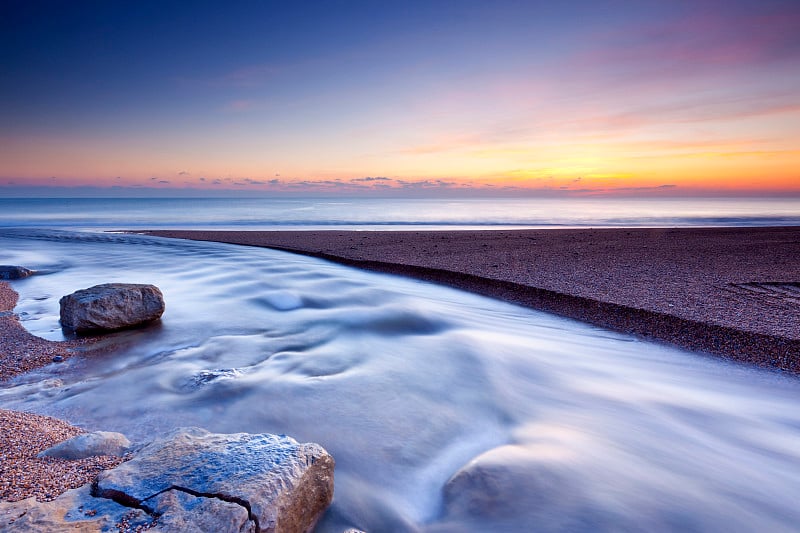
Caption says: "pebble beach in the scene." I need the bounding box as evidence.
[1,282,124,503]
[1,225,799,516]
[0,282,84,382]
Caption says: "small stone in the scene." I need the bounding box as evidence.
[52,355,64,363]
[38,431,131,460]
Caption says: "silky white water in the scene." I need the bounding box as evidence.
[1,228,799,532]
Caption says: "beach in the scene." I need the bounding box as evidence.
[144,226,800,373]
[4,0,800,528]
[0,282,85,381]
[0,282,123,503]
[3,226,800,531]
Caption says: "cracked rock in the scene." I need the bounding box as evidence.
[1,428,334,533]
[0,484,153,532]
[148,489,255,532]
[95,427,334,533]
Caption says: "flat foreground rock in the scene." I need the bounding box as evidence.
[0,485,152,533]
[59,283,165,333]
[1,428,334,533]
[96,427,334,533]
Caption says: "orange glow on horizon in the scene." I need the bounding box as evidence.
[2,111,799,196]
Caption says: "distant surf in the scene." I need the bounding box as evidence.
[1,196,799,230]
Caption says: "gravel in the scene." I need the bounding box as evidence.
[1,282,124,503]
[0,409,125,502]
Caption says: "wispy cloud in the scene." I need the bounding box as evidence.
[223,99,258,112]
[350,176,392,182]
[202,64,280,88]
[575,7,800,76]
[395,179,461,189]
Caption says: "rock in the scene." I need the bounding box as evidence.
[52,355,64,363]
[149,489,255,533]
[95,427,334,533]
[3,428,334,533]
[59,283,165,333]
[37,431,131,460]
[0,484,153,532]
[443,445,602,531]
[0,265,34,280]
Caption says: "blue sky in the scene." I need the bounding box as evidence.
[2,0,799,196]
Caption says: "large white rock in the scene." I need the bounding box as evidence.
[96,427,335,533]
[1,428,335,533]
[59,283,165,333]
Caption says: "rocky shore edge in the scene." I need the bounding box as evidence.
[0,281,94,381]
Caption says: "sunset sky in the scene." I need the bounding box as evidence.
[1,0,798,197]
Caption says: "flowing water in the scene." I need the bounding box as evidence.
[1,228,799,532]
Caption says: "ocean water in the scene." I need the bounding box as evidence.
[0,196,799,229]
[1,226,800,532]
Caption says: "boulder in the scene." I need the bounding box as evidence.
[37,431,131,460]
[95,427,334,533]
[441,444,617,531]
[59,283,165,333]
[0,265,34,280]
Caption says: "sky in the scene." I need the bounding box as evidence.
[1,0,799,197]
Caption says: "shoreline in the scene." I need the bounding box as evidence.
[0,227,798,523]
[0,282,90,382]
[142,227,800,374]
[0,282,123,503]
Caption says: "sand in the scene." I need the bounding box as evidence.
[143,227,800,373]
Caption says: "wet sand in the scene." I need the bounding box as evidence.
[143,227,800,373]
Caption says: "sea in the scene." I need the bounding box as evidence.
[1,196,800,532]
[1,196,799,229]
